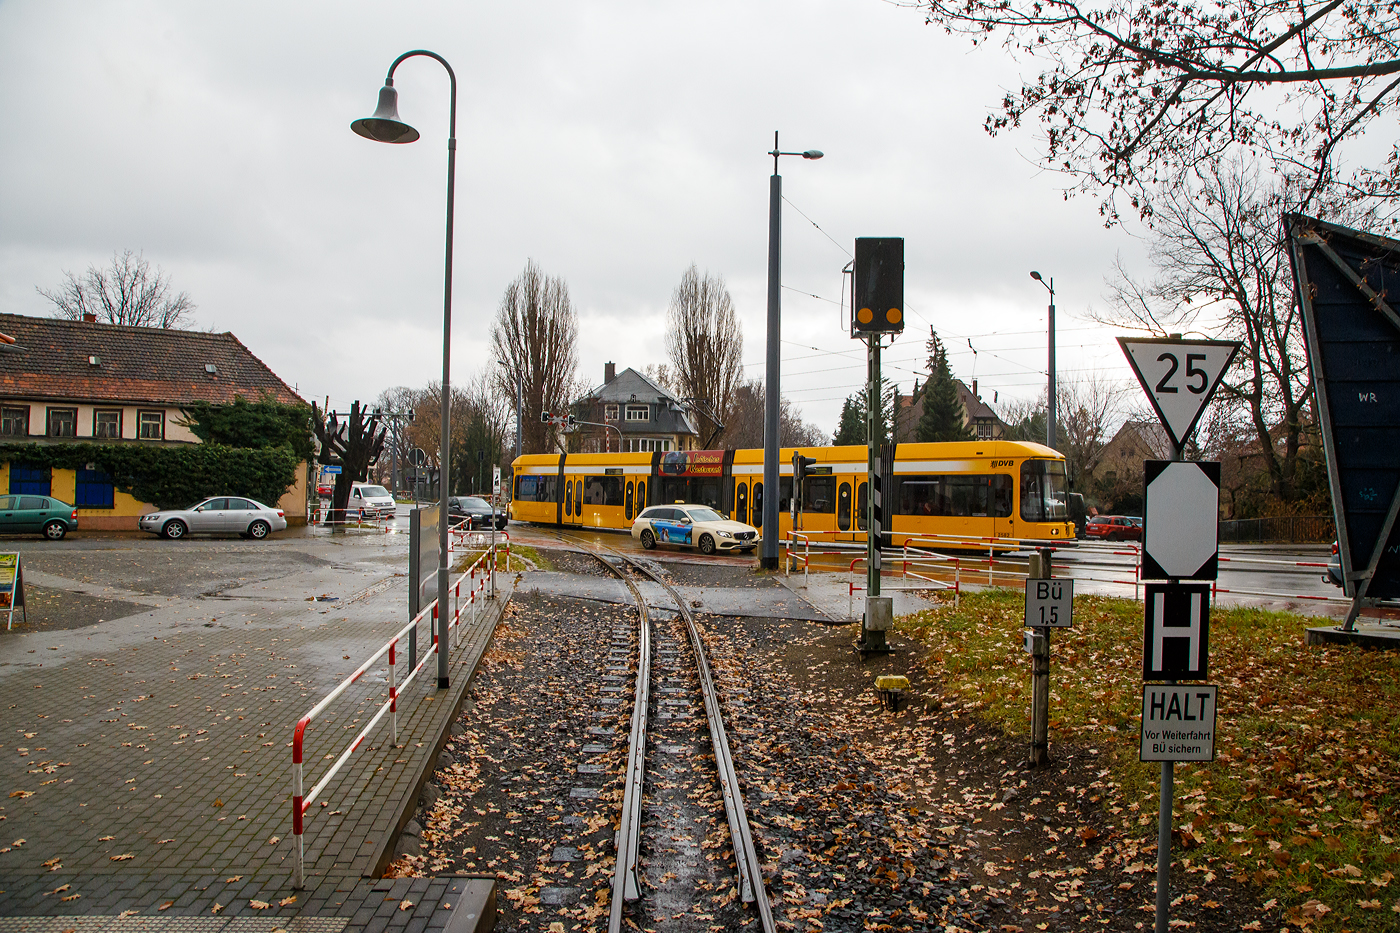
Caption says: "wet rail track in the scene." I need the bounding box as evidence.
[549,531,778,933]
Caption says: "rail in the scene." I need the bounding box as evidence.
[289,543,503,889]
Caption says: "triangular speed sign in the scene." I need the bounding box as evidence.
[1117,337,1241,452]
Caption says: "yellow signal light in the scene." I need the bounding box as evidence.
[857,307,874,324]
[886,308,902,324]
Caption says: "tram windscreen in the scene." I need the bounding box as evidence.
[1020,459,1068,522]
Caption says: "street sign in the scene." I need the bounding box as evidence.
[1140,684,1217,762]
[412,447,427,467]
[1118,337,1240,453]
[1286,214,1400,617]
[493,466,501,497]
[1142,582,1211,679]
[322,464,343,475]
[1143,460,1220,581]
[1024,578,1074,628]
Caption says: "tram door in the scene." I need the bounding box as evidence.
[735,483,748,525]
[752,482,763,529]
[837,482,852,533]
[625,481,634,520]
[637,480,647,511]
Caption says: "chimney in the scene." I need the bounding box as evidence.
[972,379,978,399]
[82,313,97,323]
[604,361,616,383]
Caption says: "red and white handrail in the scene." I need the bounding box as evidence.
[290,544,504,888]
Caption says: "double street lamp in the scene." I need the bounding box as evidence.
[1030,271,1056,451]
[353,50,457,689]
[761,132,822,569]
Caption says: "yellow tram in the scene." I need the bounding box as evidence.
[509,440,1075,547]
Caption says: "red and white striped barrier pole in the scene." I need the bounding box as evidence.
[389,639,398,746]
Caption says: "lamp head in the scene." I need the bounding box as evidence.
[802,150,823,160]
[1030,270,1043,281]
[351,84,420,144]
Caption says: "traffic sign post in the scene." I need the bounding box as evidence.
[1024,577,1073,628]
[1023,556,1068,766]
[1119,334,1230,933]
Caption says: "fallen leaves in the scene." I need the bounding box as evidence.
[109,853,134,861]
[248,899,271,910]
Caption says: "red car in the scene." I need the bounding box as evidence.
[1083,515,1142,541]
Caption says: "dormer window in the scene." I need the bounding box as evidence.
[604,404,620,422]
[625,404,649,422]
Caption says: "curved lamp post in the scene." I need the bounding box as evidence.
[761,132,822,569]
[353,50,457,689]
[1030,271,1056,451]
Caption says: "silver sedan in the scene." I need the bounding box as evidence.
[138,496,289,540]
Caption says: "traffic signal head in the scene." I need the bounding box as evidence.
[540,411,552,424]
[853,237,905,335]
[792,452,816,484]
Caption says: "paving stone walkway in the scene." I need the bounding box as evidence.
[0,534,508,930]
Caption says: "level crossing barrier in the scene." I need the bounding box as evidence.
[289,543,503,889]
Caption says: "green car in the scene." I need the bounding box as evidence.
[0,495,78,540]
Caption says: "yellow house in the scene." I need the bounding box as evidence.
[0,312,309,530]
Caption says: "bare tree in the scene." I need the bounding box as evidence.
[37,249,195,328]
[312,400,386,521]
[1056,372,1129,490]
[490,261,579,455]
[666,265,744,447]
[642,363,676,394]
[723,379,827,450]
[915,0,1400,218]
[1102,162,1348,500]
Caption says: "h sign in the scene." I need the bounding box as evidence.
[1143,582,1211,680]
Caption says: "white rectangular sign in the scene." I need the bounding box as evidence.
[1024,578,1074,628]
[493,465,502,497]
[1140,684,1217,762]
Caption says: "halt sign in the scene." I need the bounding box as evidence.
[1118,337,1240,452]
[1140,684,1217,762]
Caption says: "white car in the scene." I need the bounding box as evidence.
[139,496,288,540]
[349,484,396,519]
[630,503,758,555]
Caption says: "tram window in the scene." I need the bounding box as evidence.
[1020,459,1068,522]
[857,482,868,531]
[899,475,998,517]
[625,481,634,520]
[574,478,583,515]
[516,475,537,500]
[565,479,573,517]
[736,483,748,524]
[837,482,852,531]
[698,480,720,509]
[584,477,605,505]
[991,474,1013,518]
[801,476,835,513]
[752,482,763,528]
[637,480,646,508]
[586,475,623,506]
[778,478,793,513]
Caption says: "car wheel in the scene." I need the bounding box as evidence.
[699,534,716,555]
[42,520,67,541]
[162,520,187,540]
[640,529,656,550]
[248,520,270,540]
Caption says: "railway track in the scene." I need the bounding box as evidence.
[551,532,776,933]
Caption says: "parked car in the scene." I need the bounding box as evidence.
[0,495,78,540]
[139,497,288,540]
[1326,540,1342,587]
[448,496,507,530]
[317,483,334,498]
[348,484,396,519]
[1083,515,1143,542]
[630,503,758,555]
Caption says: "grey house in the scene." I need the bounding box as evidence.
[571,363,700,453]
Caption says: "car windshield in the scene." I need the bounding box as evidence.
[461,497,490,508]
[684,507,724,523]
[360,486,390,498]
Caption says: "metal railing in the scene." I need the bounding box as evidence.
[1218,515,1334,544]
[290,544,503,888]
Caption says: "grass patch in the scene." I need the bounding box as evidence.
[453,543,549,573]
[900,589,1400,931]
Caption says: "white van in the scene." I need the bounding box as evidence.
[348,484,396,519]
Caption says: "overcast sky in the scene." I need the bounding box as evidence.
[0,0,1158,437]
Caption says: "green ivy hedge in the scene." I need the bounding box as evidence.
[0,443,301,511]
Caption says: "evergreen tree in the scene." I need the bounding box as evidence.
[916,329,974,443]
[832,395,865,446]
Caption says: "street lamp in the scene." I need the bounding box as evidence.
[761,131,823,570]
[1030,271,1056,451]
[353,50,457,690]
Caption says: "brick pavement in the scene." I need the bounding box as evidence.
[0,533,507,930]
